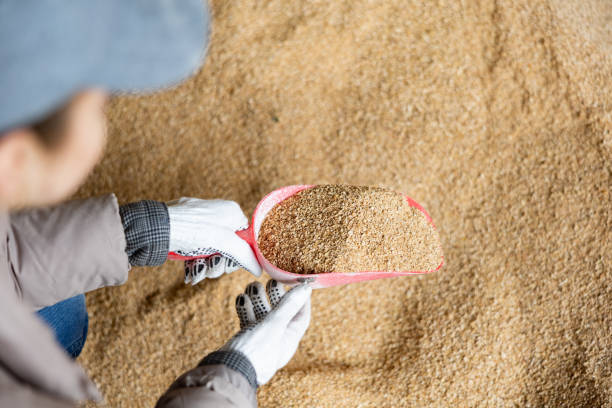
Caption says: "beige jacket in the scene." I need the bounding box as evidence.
[0,195,256,407]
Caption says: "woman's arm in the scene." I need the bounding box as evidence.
[8,194,132,309]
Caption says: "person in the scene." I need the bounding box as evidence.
[0,1,312,407]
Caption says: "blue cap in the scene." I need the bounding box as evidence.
[0,0,210,132]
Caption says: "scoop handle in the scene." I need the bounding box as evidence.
[236,226,256,248]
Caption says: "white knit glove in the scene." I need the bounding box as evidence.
[167,198,262,284]
[222,280,312,385]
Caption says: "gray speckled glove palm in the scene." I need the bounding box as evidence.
[222,280,312,385]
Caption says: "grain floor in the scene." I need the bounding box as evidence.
[78,0,612,406]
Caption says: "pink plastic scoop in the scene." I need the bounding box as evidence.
[169,185,444,288]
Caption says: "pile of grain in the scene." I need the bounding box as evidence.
[78,0,612,406]
[258,185,441,274]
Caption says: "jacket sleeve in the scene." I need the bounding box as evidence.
[0,368,78,408]
[156,350,258,408]
[118,200,169,266]
[0,384,74,408]
[8,194,131,309]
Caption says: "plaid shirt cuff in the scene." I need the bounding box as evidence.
[119,200,170,266]
[199,350,258,389]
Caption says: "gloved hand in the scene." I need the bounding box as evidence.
[222,280,312,385]
[167,197,262,285]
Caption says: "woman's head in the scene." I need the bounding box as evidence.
[0,89,108,209]
[0,0,210,209]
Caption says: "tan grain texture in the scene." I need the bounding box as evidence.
[258,185,442,274]
[77,0,612,406]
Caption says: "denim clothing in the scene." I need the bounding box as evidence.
[36,294,88,359]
